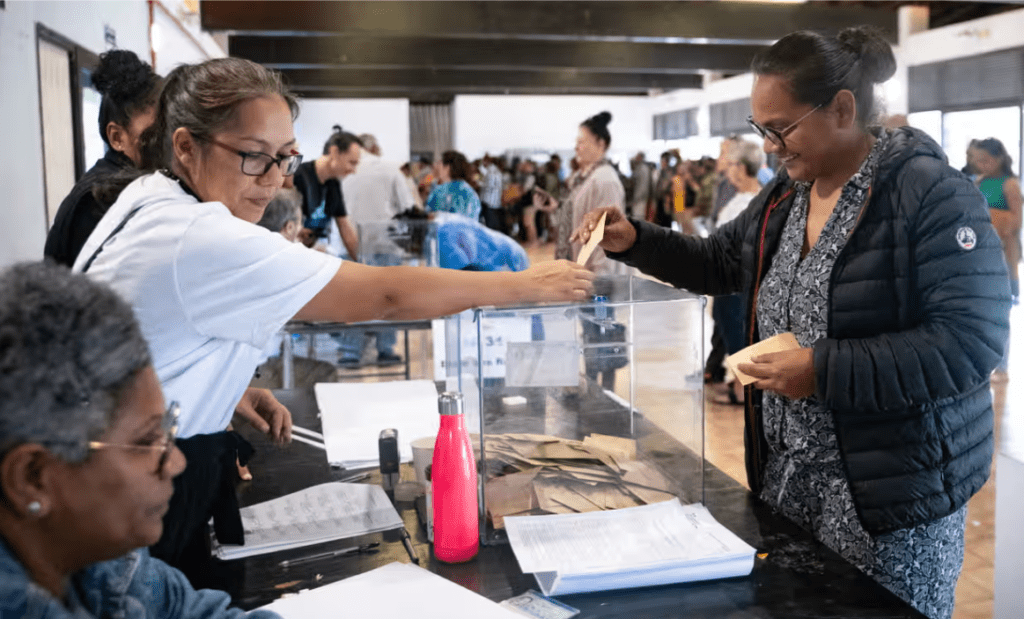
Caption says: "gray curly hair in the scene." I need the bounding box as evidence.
[0,262,152,463]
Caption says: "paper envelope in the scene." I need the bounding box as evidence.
[725,332,800,386]
[576,213,606,266]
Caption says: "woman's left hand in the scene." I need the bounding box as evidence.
[234,387,293,444]
[737,347,816,400]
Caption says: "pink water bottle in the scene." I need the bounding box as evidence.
[431,392,479,563]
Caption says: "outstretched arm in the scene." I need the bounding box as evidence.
[294,260,594,324]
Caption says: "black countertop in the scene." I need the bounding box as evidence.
[214,387,924,618]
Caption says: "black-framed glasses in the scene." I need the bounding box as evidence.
[747,104,823,150]
[88,402,180,476]
[207,138,303,177]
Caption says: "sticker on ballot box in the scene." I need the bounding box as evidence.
[432,312,534,381]
[500,590,580,619]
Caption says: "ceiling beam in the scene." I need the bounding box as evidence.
[291,86,664,102]
[279,67,702,92]
[229,35,763,74]
[202,1,897,44]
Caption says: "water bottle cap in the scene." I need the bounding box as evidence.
[593,295,608,303]
[438,391,464,416]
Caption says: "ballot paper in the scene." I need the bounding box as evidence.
[725,332,800,386]
[504,499,756,596]
[212,482,403,560]
[481,432,682,529]
[259,561,523,618]
[316,380,440,469]
[576,213,606,266]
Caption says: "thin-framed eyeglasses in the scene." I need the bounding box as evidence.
[747,103,823,150]
[88,402,180,476]
[206,138,303,177]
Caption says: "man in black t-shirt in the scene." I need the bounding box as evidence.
[291,129,362,258]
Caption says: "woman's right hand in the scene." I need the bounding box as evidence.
[570,206,637,254]
[517,260,595,303]
[532,188,559,212]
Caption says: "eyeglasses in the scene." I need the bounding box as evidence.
[747,104,823,150]
[207,138,303,177]
[88,402,180,476]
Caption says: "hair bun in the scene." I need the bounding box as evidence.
[592,111,612,127]
[837,26,896,84]
[332,124,343,133]
[91,50,155,101]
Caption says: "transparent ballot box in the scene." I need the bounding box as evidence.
[441,275,706,544]
[357,219,439,267]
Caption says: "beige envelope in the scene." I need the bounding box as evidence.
[725,332,800,386]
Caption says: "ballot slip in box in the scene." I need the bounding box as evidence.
[442,275,707,545]
[504,500,756,596]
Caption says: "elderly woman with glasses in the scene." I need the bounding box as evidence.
[0,262,280,619]
[573,26,1009,619]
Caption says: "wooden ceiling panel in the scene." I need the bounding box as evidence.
[201,1,895,42]
[206,1,1024,100]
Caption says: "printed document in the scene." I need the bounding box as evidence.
[259,562,523,618]
[316,380,439,469]
[504,499,755,596]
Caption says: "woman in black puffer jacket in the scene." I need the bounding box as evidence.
[573,27,1010,619]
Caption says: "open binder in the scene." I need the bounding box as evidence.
[212,482,403,560]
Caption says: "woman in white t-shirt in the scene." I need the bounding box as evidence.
[75,57,593,576]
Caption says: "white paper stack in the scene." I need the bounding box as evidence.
[504,499,756,596]
[212,482,403,560]
[316,380,440,469]
[258,562,524,618]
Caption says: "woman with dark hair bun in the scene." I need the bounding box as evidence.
[45,50,161,267]
[575,26,1009,618]
[426,149,482,221]
[533,110,625,273]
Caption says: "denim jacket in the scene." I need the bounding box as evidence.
[0,538,280,619]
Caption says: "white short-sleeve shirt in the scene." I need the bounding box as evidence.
[74,173,342,437]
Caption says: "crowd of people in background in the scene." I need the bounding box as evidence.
[392,136,774,251]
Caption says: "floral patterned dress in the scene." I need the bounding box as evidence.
[755,129,966,619]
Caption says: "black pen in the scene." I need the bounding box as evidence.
[399,527,419,565]
[278,543,379,568]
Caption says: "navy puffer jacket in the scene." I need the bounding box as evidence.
[610,127,1010,534]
